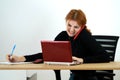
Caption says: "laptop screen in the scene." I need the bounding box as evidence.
[41,41,73,62]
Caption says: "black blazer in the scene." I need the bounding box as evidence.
[55,28,110,63]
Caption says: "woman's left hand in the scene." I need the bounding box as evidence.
[72,56,84,64]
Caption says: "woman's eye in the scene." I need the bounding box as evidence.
[74,26,79,29]
[68,24,71,27]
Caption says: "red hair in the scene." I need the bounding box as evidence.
[65,9,91,33]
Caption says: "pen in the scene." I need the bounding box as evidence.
[10,44,16,56]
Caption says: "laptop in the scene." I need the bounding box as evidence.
[41,40,79,66]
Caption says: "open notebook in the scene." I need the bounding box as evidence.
[41,41,79,66]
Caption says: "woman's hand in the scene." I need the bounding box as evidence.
[6,54,26,62]
[72,56,84,64]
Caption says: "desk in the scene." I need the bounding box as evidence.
[0,62,120,70]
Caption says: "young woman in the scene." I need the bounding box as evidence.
[6,9,110,80]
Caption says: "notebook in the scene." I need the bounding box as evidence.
[41,40,79,66]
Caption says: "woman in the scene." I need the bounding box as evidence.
[6,9,110,80]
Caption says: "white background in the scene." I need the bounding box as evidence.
[0,0,120,80]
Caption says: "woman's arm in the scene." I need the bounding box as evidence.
[6,52,43,62]
[24,53,43,62]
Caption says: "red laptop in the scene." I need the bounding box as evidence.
[41,41,78,65]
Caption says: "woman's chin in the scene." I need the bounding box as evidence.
[68,34,75,37]
[67,32,75,37]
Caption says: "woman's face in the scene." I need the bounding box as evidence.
[66,20,81,37]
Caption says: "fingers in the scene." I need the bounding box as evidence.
[72,56,84,64]
[6,54,11,61]
[6,54,16,62]
[72,56,78,61]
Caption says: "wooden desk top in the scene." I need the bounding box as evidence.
[0,62,120,70]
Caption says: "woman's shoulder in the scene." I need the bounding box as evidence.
[60,31,67,34]
[81,28,92,36]
[76,28,96,44]
[57,31,67,36]
[77,28,92,40]
[54,31,68,41]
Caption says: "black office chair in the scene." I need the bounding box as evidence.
[93,35,119,80]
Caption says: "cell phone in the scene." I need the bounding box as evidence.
[74,25,85,40]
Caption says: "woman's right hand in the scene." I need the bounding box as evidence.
[6,54,26,62]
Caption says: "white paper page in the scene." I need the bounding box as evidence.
[0,62,32,65]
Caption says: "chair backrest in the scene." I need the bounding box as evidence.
[93,35,119,80]
[92,35,119,61]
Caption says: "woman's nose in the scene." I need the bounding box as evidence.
[70,27,75,32]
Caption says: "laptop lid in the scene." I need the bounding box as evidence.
[41,41,73,63]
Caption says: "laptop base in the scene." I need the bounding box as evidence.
[44,61,80,66]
